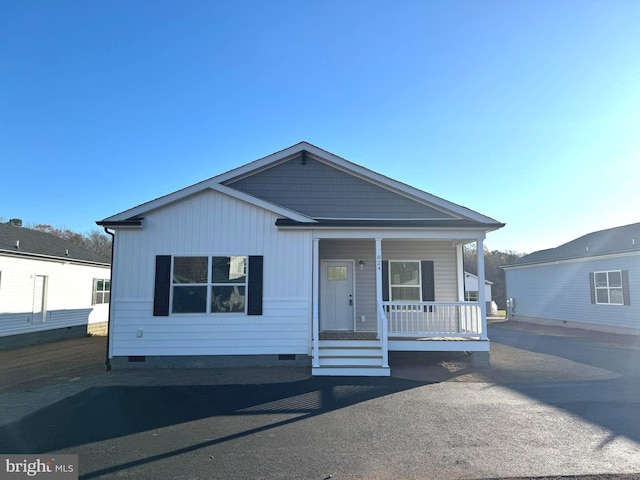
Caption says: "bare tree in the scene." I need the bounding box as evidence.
[463,244,524,309]
[29,224,112,260]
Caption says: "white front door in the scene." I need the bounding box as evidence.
[320,261,354,331]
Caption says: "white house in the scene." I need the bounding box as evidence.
[0,221,111,350]
[503,222,639,335]
[463,272,496,314]
[98,142,504,375]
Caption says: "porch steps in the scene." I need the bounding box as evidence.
[312,340,390,377]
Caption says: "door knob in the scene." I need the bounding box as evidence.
[349,294,353,306]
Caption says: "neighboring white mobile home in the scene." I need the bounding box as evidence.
[463,272,496,314]
[0,222,111,350]
[503,222,639,335]
[98,142,504,375]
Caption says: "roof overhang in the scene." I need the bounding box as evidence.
[0,249,111,267]
[96,218,144,229]
[98,184,316,226]
[502,249,640,269]
[276,218,505,230]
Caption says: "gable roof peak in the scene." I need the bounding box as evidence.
[98,142,504,228]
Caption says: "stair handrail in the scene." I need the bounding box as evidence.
[377,300,389,368]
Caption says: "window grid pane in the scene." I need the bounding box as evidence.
[328,266,347,281]
[390,262,420,286]
[391,287,421,301]
[172,286,207,313]
[173,257,208,284]
[595,272,608,287]
[212,286,246,312]
[212,256,246,283]
[608,271,622,287]
[609,288,623,304]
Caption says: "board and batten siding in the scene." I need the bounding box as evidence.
[0,255,110,337]
[318,239,459,331]
[110,189,312,357]
[505,254,639,332]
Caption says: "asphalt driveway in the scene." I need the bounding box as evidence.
[1,322,639,480]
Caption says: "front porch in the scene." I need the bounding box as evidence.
[310,234,491,376]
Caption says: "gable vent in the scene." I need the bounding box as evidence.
[301,150,307,165]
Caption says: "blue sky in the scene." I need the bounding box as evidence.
[2,0,638,253]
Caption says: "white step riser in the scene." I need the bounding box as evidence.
[319,357,383,367]
[318,340,380,348]
[312,366,391,377]
[312,340,389,376]
[318,348,382,357]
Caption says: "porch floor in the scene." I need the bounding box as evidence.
[319,331,483,341]
[319,331,377,340]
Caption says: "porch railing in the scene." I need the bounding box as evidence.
[382,301,483,337]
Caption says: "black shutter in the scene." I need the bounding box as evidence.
[421,260,435,301]
[622,270,631,305]
[247,256,263,315]
[153,255,171,316]
[589,272,596,304]
[382,260,389,301]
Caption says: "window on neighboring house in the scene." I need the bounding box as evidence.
[464,291,478,302]
[92,278,111,305]
[593,270,624,305]
[171,256,247,314]
[389,261,422,301]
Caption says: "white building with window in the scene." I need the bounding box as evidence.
[463,272,496,314]
[0,222,111,350]
[98,142,504,375]
[503,222,639,335]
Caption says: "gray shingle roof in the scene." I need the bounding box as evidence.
[504,222,640,268]
[0,223,111,265]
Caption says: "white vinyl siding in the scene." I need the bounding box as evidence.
[0,255,110,337]
[109,189,312,356]
[505,254,639,332]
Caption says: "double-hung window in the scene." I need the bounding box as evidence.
[593,270,624,305]
[464,290,478,302]
[389,261,422,301]
[92,278,111,305]
[171,256,247,314]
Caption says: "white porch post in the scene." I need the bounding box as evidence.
[476,237,488,340]
[375,237,388,368]
[456,243,465,302]
[375,237,383,335]
[312,238,320,367]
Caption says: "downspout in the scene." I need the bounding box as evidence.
[103,227,115,371]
